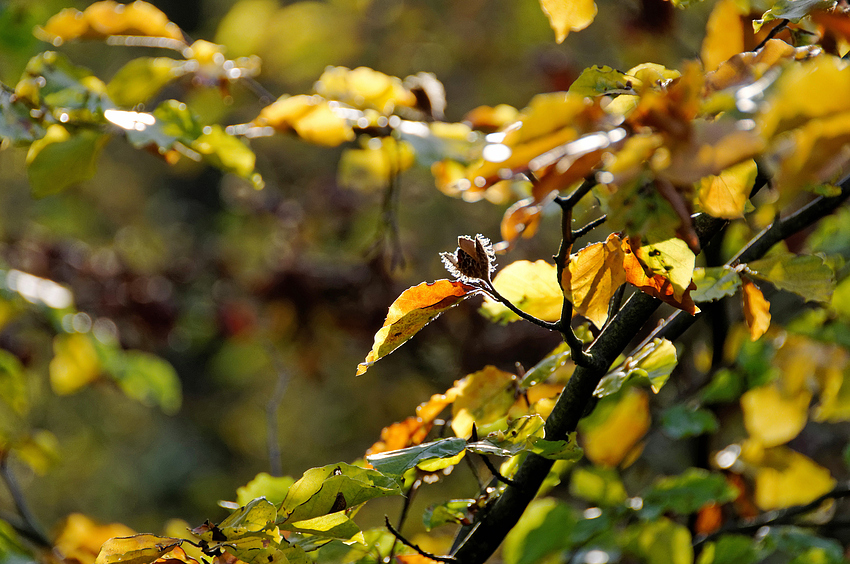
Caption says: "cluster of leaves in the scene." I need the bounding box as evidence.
[3,1,850,564]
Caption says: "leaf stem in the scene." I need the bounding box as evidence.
[385,517,457,563]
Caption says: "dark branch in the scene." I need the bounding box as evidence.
[477,454,519,488]
[450,176,850,564]
[0,455,51,549]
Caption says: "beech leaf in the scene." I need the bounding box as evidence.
[596,338,677,397]
[639,468,737,520]
[698,159,757,220]
[580,388,650,467]
[450,366,518,438]
[755,0,836,31]
[538,0,598,43]
[623,241,699,315]
[481,260,562,324]
[742,279,771,341]
[95,535,183,564]
[691,267,742,303]
[700,0,745,72]
[357,280,476,376]
[252,95,355,147]
[36,1,186,45]
[633,237,696,301]
[564,233,627,329]
[26,125,108,198]
[745,253,835,303]
[366,437,468,478]
[743,445,837,510]
[741,384,811,447]
[423,500,475,531]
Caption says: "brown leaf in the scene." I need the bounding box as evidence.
[357,280,477,375]
[742,278,771,341]
[563,233,627,329]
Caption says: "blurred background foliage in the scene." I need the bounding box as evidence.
[0,0,760,541]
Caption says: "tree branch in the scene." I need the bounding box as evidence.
[450,176,850,564]
[0,455,51,549]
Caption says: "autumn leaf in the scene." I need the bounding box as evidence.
[314,66,417,114]
[54,514,136,564]
[741,443,836,510]
[450,366,517,438]
[742,278,771,341]
[698,159,758,219]
[95,535,183,564]
[357,280,476,376]
[691,266,742,302]
[563,233,626,329]
[252,95,355,147]
[744,253,835,303]
[701,0,746,72]
[36,1,185,46]
[741,384,811,447]
[480,260,563,324]
[580,388,650,467]
[630,237,697,302]
[539,0,598,43]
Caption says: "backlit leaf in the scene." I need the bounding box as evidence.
[596,338,677,397]
[357,280,476,376]
[423,500,475,531]
[54,514,136,564]
[450,366,517,438]
[107,57,188,107]
[755,0,836,31]
[569,466,627,506]
[106,351,182,415]
[623,242,699,315]
[314,66,417,114]
[580,388,650,467]
[191,125,263,189]
[691,267,742,302]
[741,384,811,447]
[252,95,355,147]
[633,237,696,301]
[468,416,582,461]
[36,1,185,45]
[742,445,837,510]
[0,89,44,143]
[640,468,737,520]
[280,463,401,524]
[745,253,835,303]
[568,66,632,97]
[49,333,101,396]
[217,498,277,538]
[95,535,183,564]
[366,437,467,478]
[26,125,108,198]
[697,535,760,564]
[701,0,746,72]
[625,518,693,564]
[698,159,757,220]
[538,0,598,43]
[502,498,578,564]
[563,234,627,329]
[481,260,562,324]
[237,473,295,507]
[742,279,771,341]
[0,349,28,415]
[285,512,363,541]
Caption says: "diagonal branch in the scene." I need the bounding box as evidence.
[450,176,850,564]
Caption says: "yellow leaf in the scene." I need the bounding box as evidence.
[741,384,810,447]
[253,95,355,147]
[450,366,517,438]
[581,389,650,467]
[564,233,626,329]
[95,535,183,564]
[49,333,101,396]
[623,242,700,315]
[633,237,696,301]
[54,514,135,564]
[481,260,563,323]
[36,1,185,46]
[746,445,836,510]
[701,0,746,72]
[698,159,757,219]
[315,66,417,114]
[357,280,476,376]
[538,0,598,43]
[741,278,771,341]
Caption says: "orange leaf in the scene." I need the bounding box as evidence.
[357,280,476,375]
[36,1,185,46]
[367,390,460,456]
[622,242,699,315]
[563,233,627,329]
[742,278,771,341]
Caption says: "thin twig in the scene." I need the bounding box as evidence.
[754,19,790,52]
[477,455,519,488]
[0,455,51,548]
[385,517,458,563]
[572,215,607,240]
[388,479,422,562]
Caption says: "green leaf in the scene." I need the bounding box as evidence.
[95,535,183,564]
[26,125,108,197]
[279,463,401,525]
[191,125,263,189]
[106,351,182,415]
[520,343,571,387]
[692,267,742,302]
[124,99,202,151]
[745,253,835,303]
[423,499,475,531]
[20,51,108,114]
[468,416,583,461]
[624,518,693,564]
[762,526,845,564]
[595,338,677,397]
[568,65,633,97]
[0,89,44,143]
[366,437,467,478]
[755,0,836,31]
[107,57,188,107]
[237,473,295,507]
[640,468,737,520]
[659,404,719,439]
[285,512,363,542]
[697,535,760,564]
[502,498,577,564]
[0,349,27,415]
[218,498,278,538]
[569,466,627,506]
